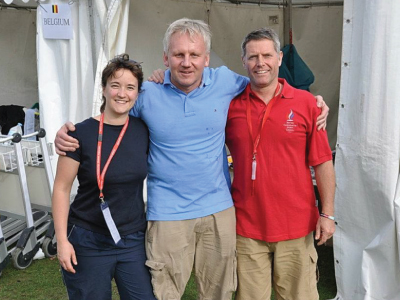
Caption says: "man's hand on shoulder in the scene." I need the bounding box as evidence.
[315,95,329,131]
[55,122,79,156]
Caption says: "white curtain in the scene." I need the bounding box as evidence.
[36,0,129,168]
[91,0,130,115]
[334,0,400,299]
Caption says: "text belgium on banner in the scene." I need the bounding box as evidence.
[41,4,73,40]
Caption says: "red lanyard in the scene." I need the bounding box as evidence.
[96,113,129,201]
[246,83,281,185]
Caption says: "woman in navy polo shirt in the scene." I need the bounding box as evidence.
[52,54,155,300]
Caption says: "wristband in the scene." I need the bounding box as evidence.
[320,213,335,221]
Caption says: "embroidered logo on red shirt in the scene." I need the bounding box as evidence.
[287,110,294,121]
[284,109,297,133]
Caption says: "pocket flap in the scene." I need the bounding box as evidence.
[145,260,166,271]
[309,250,318,263]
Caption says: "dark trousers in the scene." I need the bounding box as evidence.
[62,225,156,300]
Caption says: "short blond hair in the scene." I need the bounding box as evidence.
[163,18,212,54]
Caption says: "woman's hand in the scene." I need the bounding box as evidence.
[57,240,78,273]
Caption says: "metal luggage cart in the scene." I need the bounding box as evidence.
[0,210,11,276]
[0,211,50,276]
[20,129,56,258]
[0,133,51,270]
[0,136,47,244]
[0,134,26,274]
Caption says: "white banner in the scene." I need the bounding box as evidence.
[41,4,72,40]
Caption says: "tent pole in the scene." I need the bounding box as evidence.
[88,0,97,80]
[284,0,292,46]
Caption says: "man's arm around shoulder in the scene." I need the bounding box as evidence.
[55,122,78,156]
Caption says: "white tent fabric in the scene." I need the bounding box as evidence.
[91,0,130,115]
[3,0,41,4]
[334,0,400,299]
[36,0,129,168]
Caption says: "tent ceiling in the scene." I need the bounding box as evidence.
[0,0,43,7]
[0,0,344,9]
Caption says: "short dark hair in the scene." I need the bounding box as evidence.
[241,28,280,58]
[100,53,143,113]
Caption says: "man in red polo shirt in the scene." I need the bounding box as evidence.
[225,28,335,300]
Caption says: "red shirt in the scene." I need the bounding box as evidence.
[226,80,332,242]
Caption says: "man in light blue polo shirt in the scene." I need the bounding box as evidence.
[134,67,247,221]
[133,19,248,299]
[55,18,328,300]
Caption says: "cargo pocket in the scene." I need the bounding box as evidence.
[309,250,319,289]
[146,260,178,300]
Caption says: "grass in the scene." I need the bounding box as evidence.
[0,244,336,300]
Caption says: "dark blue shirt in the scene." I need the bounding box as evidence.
[66,116,148,236]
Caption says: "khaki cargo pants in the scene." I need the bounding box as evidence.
[145,206,237,300]
[236,232,319,300]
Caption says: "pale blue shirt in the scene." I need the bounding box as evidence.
[132,66,248,221]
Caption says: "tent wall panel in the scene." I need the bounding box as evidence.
[127,0,342,147]
[0,9,38,108]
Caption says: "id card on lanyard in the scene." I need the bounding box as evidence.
[96,113,129,244]
[246,83,281,192]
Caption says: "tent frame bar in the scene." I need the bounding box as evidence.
[0,3,36,10]
[0,1,344,11]
[225,0,343,7]
[0,1,37,10]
